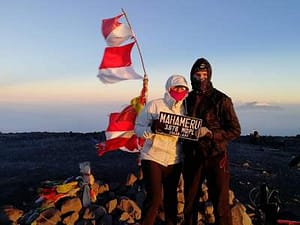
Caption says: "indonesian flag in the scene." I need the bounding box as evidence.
[97,42,143,84]
[96,79,148,156]
[102,14,133,47]
[96,112,145,156]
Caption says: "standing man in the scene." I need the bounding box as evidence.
[183,58,241,225]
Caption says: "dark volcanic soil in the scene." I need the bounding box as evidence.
[0,132,299,220]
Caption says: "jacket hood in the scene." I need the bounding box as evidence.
[164,75,189,107]
[190,58,212,90]
[165,75,189,91]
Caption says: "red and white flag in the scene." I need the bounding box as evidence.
[97,42,143,84]
[96,79,148,156]
[96,111,144,156]
[102,14,133,47]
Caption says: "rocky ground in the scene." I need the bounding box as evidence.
[0,132,299,222]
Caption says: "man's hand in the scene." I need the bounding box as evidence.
[151,119,165,133]
[197,127,213,138]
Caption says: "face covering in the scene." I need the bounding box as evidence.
[192,74,209,93]
[169,89,188,101]
[200,79,209,93]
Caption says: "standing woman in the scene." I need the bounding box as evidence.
[135,75,189,225]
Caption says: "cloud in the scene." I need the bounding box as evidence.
[236,101,283,111]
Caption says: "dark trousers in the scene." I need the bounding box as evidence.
[141,160,182,225]
[183,152,232,225]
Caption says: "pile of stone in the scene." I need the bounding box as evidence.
[0,163,252,225]
[0,171,145,225]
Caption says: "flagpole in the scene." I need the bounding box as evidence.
[121,8,147,79]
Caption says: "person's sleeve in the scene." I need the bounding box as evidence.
[213,97,241,142]
[134,101,156,139]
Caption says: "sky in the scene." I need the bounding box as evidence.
[1,0,300,136]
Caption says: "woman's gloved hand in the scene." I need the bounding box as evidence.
[151,119,165,133]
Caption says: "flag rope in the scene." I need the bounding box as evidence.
[121,8,147,79]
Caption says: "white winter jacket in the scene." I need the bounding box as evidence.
[134,75,189,167]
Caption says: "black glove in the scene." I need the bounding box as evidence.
[151,119,165,133]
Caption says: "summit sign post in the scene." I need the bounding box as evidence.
[157,112,202,141]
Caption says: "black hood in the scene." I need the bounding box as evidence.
[190,58,212,91]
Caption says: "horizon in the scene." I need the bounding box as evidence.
[0,131,298,138]
[1,101,299,136]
